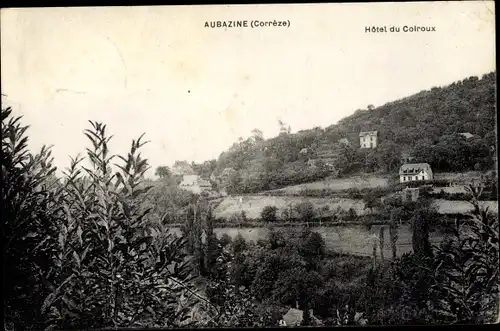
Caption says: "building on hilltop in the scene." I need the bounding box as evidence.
[399,163,433,183]
[179,174,213,194]
[359,131,378,149]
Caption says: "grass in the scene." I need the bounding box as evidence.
[264,175,390,195]
[211,195,497,222]
[212,195,367,220]
[432,199,498,215]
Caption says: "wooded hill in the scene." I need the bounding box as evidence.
[189,72,496,194]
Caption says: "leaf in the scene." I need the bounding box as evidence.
[76,225,83,246]
[41,292,57,314]
[58,232,65,249]
[72,251,81,268]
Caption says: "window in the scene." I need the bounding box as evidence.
[403,176,406,181]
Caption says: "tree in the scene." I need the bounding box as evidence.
[428,184,499,323]
[295,201,316,222]
[363,194,382,214]
[299,230,326,260]
[410,208,434,258]
[261,206,278,222]
[251,128,264,142]
[155,165,172,179]
[204,205,220,278]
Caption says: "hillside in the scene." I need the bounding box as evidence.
[197,72,496,194]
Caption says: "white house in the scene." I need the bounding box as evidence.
[399,163,433,183]
[179,175,213,194]
[359,131,378,149]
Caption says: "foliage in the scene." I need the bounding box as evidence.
[231,233,247,254]
[2,107,62,330]
[143,179,195,224]
[371,182,500,325]
[294,201,316,221]
[3,109,214,330]
[261,205,278,222]
[427,183,499,323]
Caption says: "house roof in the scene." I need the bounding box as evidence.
[359,131,378,137]
[399,163,432,175]
[299,148,309,154]
[282,308,303,326]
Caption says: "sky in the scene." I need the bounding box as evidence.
[1,2,496,177]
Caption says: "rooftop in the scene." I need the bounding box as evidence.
[399,163,432,175]
[359,131,378,137]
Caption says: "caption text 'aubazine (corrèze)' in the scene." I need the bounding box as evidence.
[204,20,291,28]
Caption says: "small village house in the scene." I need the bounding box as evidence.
[399,163,433,183]
[359,131,378,149]
[179,174,213,194]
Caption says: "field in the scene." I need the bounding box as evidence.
[213,195,367,219]
[264,175,390,195]
[167,224,443,258]
[433,171,485,183]
[212,194,498,221]
[433,199,498,214]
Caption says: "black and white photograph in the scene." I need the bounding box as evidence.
[1,2,498,330]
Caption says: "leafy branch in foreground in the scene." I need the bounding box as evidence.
[40,121,214,329]
[427,183,499,324]
[2,107,65,331]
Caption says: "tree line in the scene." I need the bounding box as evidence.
[168,72,496,194]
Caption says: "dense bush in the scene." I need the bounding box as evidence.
[3,107,63,330]
[2,108,216,330]
[294,201,316,222]
[261,205,278,222]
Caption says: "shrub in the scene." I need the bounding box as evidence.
[295,201,316,222]
[3,107,63,330]
[232,233,247,254]
[3,111,216,330]
[219,233,232,247]
[261,205,278,222]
